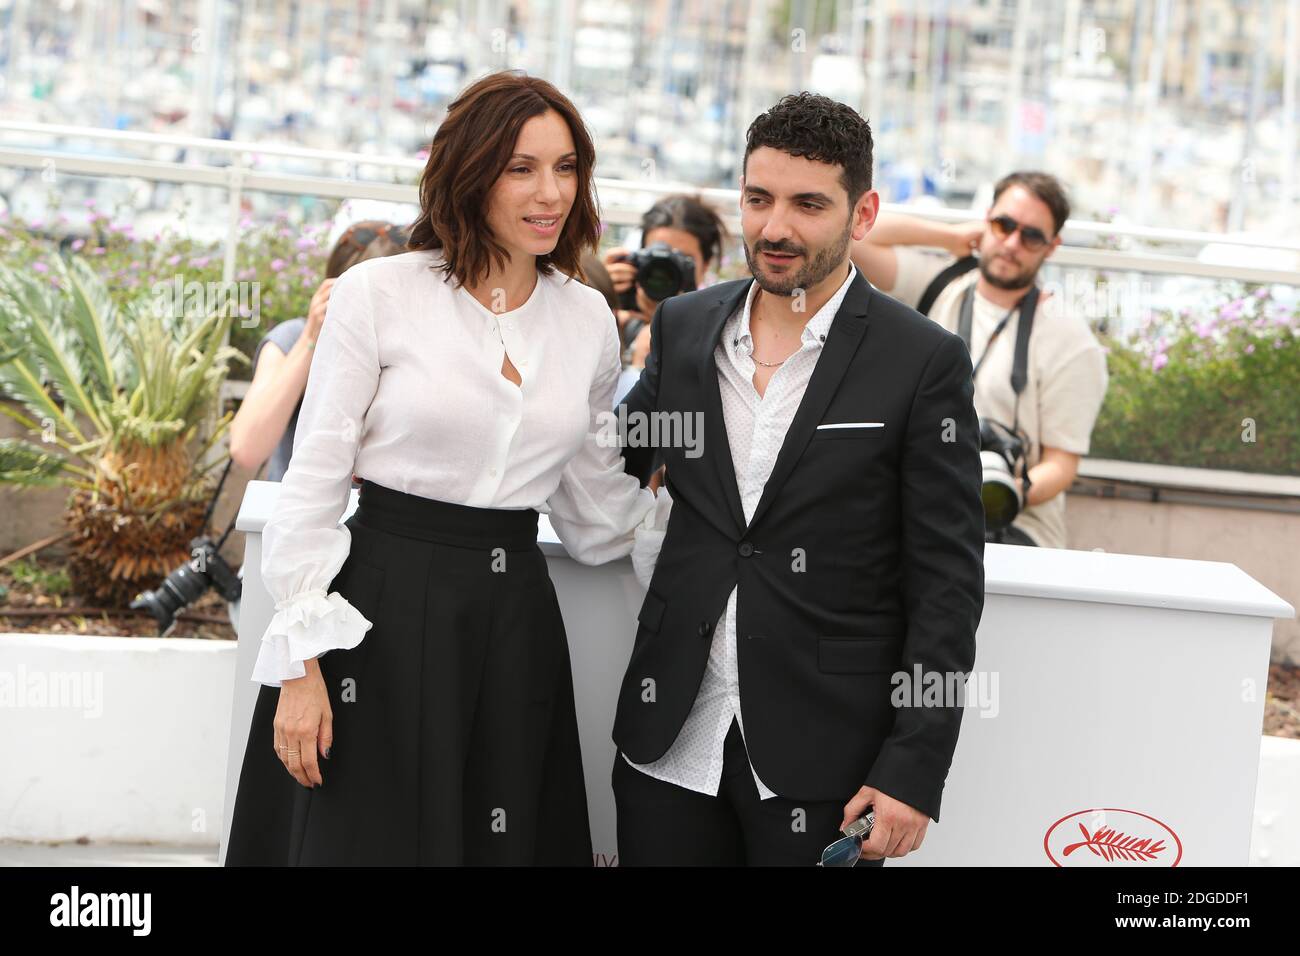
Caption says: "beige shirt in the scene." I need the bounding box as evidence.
[884,246,1108,548]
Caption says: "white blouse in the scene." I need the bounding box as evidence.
[251,248,663,686]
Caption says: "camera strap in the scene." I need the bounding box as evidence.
[917,254,979,316]
[957,280,1039,443]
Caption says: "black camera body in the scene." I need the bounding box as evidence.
[615,241,697,312]
[131,535,243,635]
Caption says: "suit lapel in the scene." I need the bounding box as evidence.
[745,269,875,532]
[698,281,751,535]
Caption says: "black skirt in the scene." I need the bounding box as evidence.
[224,480,593,865]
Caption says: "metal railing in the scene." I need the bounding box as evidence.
[3,120,1299,294]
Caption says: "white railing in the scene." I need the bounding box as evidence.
[4,121,1299,285]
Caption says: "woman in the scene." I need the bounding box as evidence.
[225,72,662,866]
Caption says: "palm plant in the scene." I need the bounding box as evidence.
[0,255,247,606]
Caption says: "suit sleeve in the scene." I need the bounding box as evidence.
[617,298,667,484]
[864,331,984,822]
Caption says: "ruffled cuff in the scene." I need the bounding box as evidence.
[249,588,375,687]
[631,487,672,588]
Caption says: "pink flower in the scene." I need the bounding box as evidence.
[33,261,48,273]
[190,256,211,268]
[270,258,285,272]
[1245,344,1256,354]
[167,254,181,265]
[1151,352,1168,372]
[71,238,85,251]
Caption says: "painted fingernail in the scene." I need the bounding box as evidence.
[323,747,331,759]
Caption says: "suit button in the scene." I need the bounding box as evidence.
[738,541,754,557]
[698,621,712,637]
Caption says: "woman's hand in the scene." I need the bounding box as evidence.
[303,277,337,345]
[273,658,333,788]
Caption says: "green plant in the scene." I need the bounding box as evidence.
[0,253,246,605]
[1093,285,1299,475]
[6,558,71,596]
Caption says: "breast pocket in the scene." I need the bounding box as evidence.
[812,422,887,440]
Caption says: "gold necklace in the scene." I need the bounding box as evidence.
[750,309,795,367]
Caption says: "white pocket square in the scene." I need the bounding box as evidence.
[816,422,885,429]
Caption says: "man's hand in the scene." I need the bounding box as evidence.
[629,323,652,368]
[842,786,929,860]
[648,465,666,496]
[946,221,985,259]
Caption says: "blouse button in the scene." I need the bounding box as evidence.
[489,467,498,477]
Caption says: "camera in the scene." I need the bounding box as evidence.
[131,535,243,635]
[614,241,697,312]
[978,418,1032,538]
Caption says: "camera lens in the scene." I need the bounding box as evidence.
[639,259,681,301]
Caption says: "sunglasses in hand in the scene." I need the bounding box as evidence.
[818,809,876,867]
[987,214,1052,252]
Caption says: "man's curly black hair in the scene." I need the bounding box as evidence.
[743,92,874,205]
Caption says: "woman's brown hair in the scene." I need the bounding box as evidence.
[324,221,410,279]
[407,70,600,289]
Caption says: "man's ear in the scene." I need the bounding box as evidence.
[1044,233,1063,260]
[853,189,880,242]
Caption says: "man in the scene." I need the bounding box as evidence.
[614,93,984,866]
[850,172,1108,547]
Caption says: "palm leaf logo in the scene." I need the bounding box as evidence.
[1063,823,1166,862]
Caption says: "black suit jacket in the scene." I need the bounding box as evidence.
[615,267,984,822]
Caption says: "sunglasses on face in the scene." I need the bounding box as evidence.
[817,810,875,867]
[987,214,1052,252]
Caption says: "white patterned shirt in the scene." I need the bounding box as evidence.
[623,261,859,799]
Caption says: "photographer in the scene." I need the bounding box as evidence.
[851,171,1108,548]
[604,193,728,370]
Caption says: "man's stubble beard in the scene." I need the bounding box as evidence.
[978,249,1040,291]
[745,214,854,297]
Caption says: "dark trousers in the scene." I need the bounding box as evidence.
[613,717,885,867]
